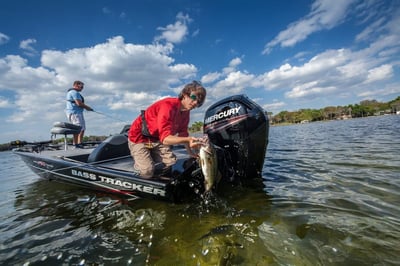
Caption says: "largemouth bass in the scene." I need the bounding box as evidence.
[198,135,221,192]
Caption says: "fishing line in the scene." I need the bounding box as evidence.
[92,110,130,124]
[62,97,129,123]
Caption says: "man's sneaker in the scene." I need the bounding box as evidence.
[74,144,84,149]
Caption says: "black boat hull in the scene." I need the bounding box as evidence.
[16,148,203,202]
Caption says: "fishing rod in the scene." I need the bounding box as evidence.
[62,97,130,123]
[91,110,130,124]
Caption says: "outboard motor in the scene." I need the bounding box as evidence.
[203,95,269,184]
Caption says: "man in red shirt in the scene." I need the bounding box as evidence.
[128,81,207,178]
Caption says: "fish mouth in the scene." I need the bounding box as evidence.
[204,149,213,155]
[201,146,214,155]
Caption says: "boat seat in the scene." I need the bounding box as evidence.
[51,121,82,150]
[87,134,131,163]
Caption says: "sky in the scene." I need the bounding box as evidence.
[0,0,399,143]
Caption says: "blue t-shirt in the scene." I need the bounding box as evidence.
[65,89,84,114]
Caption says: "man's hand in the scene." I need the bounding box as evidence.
[189,137,202,149]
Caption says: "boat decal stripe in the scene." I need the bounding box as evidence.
[28,164,166,197]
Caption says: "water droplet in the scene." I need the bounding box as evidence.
[137,213,145,222]
[77,195,91,202]
[98,197,112,205]
[202,249,209,256]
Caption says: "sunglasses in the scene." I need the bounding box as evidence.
[189,94,198,101]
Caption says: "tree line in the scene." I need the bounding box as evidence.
[188,96,400,129]
[269,96,400,124]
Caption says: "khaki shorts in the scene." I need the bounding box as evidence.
[66,113,85,131]
[128,140,177,178]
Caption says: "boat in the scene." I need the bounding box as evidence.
[13,95,269,202]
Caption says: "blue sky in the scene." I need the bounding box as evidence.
[1,0,399,143]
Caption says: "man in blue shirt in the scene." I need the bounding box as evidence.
[65,80,93,148]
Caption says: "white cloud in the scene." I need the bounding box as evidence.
[263,100,286,113]
[358,83,400,98]
[201,72,221,84]
[0,32,10,45]
[120,12,127,19]
[192,29,200,37]
[263,0,355,54]
[0,55,56,89]
[40,36,193,94]
[195,57,255,101]
[365,64,393,83]
[102,7,112,14]
[285,82,337,99]
[355,17,386,42]
[211,71,255,98]
[258,49,349,90]
[0,96,12,108]
[155,12,192,44]
[19,38,38,56]
[109,91,161,110]
[223,57,242,74]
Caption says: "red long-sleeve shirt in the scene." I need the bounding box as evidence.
[128,97,190,143]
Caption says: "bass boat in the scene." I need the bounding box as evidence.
[14,95,269,202]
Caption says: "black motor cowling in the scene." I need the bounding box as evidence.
[203,95,269,182]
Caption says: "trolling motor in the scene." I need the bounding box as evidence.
[10,140,53,153]
[203,95,269,185]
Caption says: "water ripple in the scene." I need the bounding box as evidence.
[1,115,399,265]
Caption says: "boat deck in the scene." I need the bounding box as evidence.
[97,156,133,171]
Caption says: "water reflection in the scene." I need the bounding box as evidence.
[3,176,273,265]
[6,180,159,265]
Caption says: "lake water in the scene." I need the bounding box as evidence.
[0,115,399,265]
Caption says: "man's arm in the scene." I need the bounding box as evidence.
[162,135,201,148]
[74,99,93,111]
